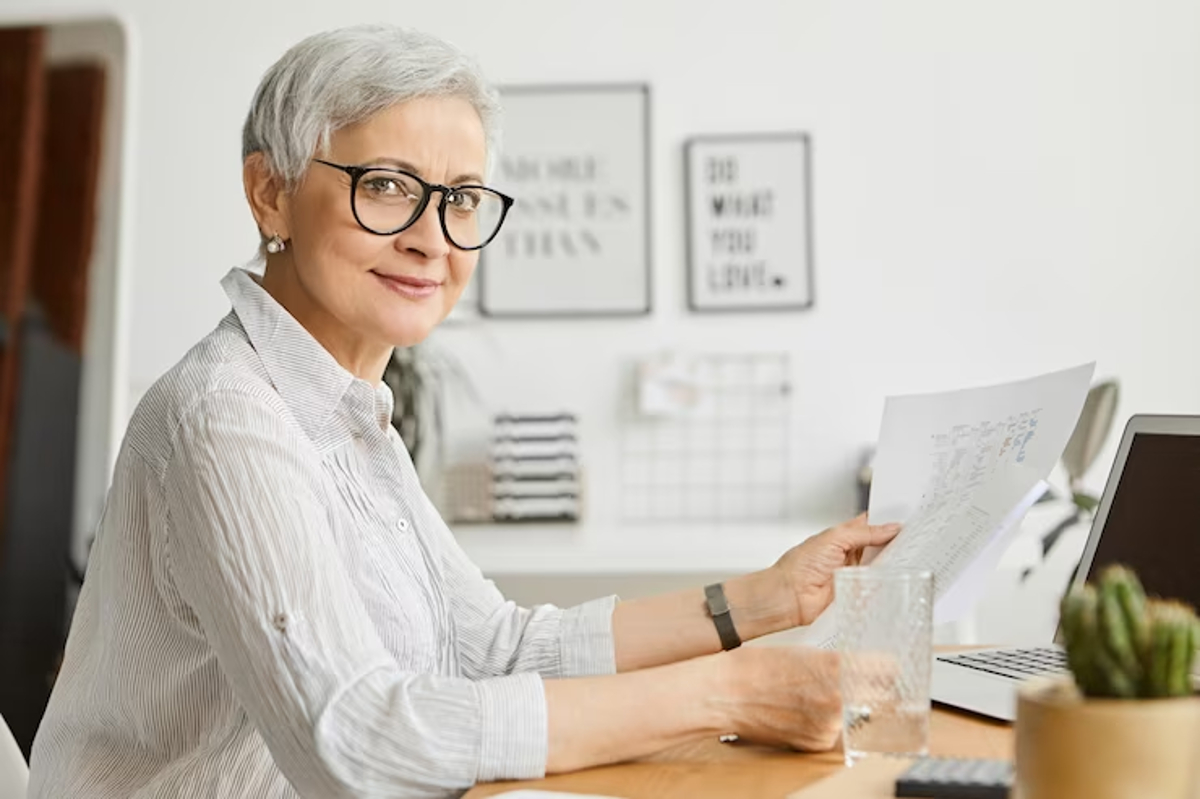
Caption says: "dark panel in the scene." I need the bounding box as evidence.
[0,27,46,528]
[0,37,102,756]
[1086,433,1200,607]
[32,64,105,353]
[0,310,80,754]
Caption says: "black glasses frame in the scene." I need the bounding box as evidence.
[312,158,514,251]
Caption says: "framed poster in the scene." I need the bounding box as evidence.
[684,133,814,312]
[479,84,652,317]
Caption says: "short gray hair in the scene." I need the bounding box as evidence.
[242,25,501,185]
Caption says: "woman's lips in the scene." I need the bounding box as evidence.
[372,271,441,299]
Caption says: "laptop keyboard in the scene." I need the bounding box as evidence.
[936,647,1068,681]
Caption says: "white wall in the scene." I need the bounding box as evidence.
[4,0,1200,577]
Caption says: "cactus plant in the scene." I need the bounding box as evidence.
[1059,565,1200,699]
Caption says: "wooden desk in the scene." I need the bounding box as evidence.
[465,706,1012,799]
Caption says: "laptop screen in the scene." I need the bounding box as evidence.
[1085,432,1200,605]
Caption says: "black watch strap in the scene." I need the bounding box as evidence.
[704,582,742,651]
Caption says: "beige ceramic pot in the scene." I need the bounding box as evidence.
[1015,676,1200,799]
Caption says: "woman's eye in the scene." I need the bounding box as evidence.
[362,176,421,201]
[365,178,401,195]
[448,190,481,211]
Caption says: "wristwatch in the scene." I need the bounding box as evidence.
[704,582,742,650]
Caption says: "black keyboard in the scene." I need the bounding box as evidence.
[936,646,1067,681]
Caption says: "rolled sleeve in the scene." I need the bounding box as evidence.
[475,672,549,783]
[558,596,619,678]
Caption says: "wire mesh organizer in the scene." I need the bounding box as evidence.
[620,352,792,522]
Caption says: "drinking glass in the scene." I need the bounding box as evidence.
[836,566,934,766]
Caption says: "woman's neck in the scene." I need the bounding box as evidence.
[259,260,392,383]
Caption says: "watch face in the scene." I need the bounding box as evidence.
[705,582,730,615]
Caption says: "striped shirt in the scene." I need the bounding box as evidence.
[28,267,617,798]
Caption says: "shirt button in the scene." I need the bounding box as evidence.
[397,518,410,532]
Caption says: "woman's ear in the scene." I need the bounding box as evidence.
[243,152,292,241]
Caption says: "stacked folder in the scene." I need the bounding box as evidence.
[491,413,581,522]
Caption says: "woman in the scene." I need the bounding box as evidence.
[28,25,899,799]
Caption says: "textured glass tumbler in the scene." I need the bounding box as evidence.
[836,567,934,766]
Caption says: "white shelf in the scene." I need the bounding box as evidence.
[450,520,823,575]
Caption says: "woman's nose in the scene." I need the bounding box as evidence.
[397,197,450,259]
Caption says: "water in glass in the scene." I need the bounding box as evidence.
[836,567,933,766]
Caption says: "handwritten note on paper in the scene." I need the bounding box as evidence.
[802,363,1094,647]
[932,480,1048,625]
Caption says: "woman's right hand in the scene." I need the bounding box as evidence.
[716,646,843,752]
[543,641,842,773]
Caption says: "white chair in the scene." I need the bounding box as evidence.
[0,711,27,798]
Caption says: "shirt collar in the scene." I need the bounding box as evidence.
[221,266,369,444]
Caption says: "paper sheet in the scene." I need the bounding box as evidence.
[932,479,1047,624]
[803,363,1094,646]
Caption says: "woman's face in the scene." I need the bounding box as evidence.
[267,97,487,356]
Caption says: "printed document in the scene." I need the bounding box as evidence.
[805,362,1095,645]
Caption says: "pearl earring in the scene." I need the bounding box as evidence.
[265,234,286,254]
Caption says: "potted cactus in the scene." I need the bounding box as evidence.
[1015,566,1200,799]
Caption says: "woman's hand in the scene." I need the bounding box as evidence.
[716,646,843,752]
[773,514,902,627]
[611,515,901,673]
[543,644,842,773]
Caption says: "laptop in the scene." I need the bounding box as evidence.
[930,414,1200,721]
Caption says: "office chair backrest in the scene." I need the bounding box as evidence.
[0,711,27,797]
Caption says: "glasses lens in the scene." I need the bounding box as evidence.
[353,170,425,233]
[442,187,507,249]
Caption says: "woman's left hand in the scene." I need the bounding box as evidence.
[772,514,902,627]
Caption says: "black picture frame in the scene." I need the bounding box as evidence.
[684,132,815,313]
[478,83,653,319]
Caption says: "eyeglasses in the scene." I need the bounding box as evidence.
[312,159,514,251]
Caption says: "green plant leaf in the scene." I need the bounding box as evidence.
[1072,492,1100,513]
